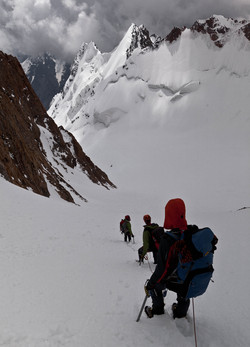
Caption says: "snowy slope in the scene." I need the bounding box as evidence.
[0,161,249,346]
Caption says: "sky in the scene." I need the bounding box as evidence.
[0,0,250,62]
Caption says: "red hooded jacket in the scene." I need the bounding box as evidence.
[148,198,188,286]
[164,198,187,231]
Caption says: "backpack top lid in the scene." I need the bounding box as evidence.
[183,226,216,259]
[164,198,187,231]
[191,227,215,256]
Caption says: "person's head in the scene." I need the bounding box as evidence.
[164,198,187,230]
[125,215,131,221]
[143,214,151,225]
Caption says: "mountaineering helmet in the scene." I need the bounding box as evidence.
[143,214,151,224]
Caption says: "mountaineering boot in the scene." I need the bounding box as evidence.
[145,306,165,318]
[172,298,190,319]
[144,306,154,318]
[172,303,179,318]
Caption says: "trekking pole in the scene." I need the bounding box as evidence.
[192,298,198,347]
[136,294,148,322]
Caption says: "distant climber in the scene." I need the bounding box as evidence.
[120,215,134,242]
[138,215,164,264]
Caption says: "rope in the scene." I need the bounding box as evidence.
[192,298,198,347]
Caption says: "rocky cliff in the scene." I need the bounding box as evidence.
[0,51,115,203]
[165,15,250,46]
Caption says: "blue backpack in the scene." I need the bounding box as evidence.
[166,225,218,299]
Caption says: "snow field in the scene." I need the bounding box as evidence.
[0,178,250,346]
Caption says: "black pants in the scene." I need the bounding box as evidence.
[149,282,190,317]
[124,232,131,242]
[138,246,158,263]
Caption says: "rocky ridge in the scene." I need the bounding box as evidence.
[126,24,153,58]
[166,15,250,47]
[0,51,115,203]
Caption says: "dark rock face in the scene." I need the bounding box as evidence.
[191,17,229,47]
[126,25,153,58]
[191,16,250,47]
[21,54,71,110]
[165,27,186,43]
[160,16,250,48]
[242,23,250,40]
[0,51,115,203]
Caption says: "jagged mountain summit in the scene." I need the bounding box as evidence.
[189,15,250,47]
[163,15,250,45]
[21,53,71,110]
[48,23,155,129]
[0,51,115,203]
[24,15,250,116]
[48,14,250,138]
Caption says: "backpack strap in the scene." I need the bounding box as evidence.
[144,223,159,231]
[156,231,181,283]
[183,225,203,259]
[151,226,165,249]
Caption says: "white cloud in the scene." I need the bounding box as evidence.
[62,0,87,11]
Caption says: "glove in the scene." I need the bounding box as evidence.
[144,286,150,297]
[144,280,155,296]
[146,281,155,291]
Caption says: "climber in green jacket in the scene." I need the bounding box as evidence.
[138,214,159,264]
[121,215,134,242]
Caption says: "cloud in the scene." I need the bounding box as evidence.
[0,0,250,62]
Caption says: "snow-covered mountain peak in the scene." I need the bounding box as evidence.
[48,14,250,163]
[196,14,248,30]
[191,14,250,47]
[82,41,100,62]
[125,23,153,58]
[69,41,100,78]
[21,53,71,109]
[49,40,109,129]
[49,24,155,128]
[101,23,153,74]
[60,41,104,100]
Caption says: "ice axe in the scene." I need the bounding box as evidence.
[136,280,150,322]
[136,294,148,322]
